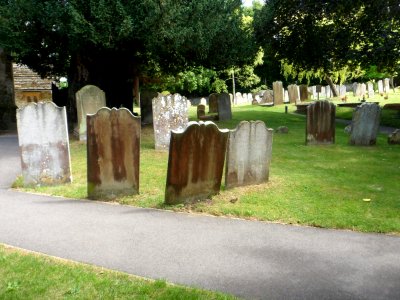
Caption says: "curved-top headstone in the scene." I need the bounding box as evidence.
[225,121,273,189]
[76,85,106,141]
[209,93,218,113]
[16,102,72,186]
[306,100,336,145]
[152,93,188,151]
[217,93,232,121]
[350,103,381,146]
[165,121,229,205]
[87,107,141,199]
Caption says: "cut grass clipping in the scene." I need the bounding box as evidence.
[0,244,235,300]
[14,93,400,234]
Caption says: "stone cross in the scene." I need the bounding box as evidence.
[152,93,189,151]
[165,121,229,204]
[306,100,336,145]
[16,102,72,186]
[87,108,141,199]
[225,121,273,189]
[350,103,381,146]
[76,85,106,141]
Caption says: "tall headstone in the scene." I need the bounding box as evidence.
[197,104,206,119]
[76,85,106,141]
[217,93,232,121]
[165,121,229,204]
[273,81,284,105]
[225,121,273,189]
[288,84,299,103]
[284,89,289,103]
[377,80,384,95]
[139,90,158,125]
[16,102,72,186]
[350,103,381,146]
[152,93,188,151]
[299,85,308,101]
[367,83,374,98]
[87,108,140,199]
[352,83,359,96]
[209,93,218,113]
[306,100,336,145]
[360,83,367,98]
[383,78,390,93]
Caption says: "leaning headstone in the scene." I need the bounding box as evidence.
[153,94,189,151]
[388,129,400,145]
[165,121,229,204]
[299,85,308,101]
[16,102,72,186]
[273,81,284,105]
[87,108,140,199]
[217,93,232,121]
[225,121,273,189]
[75,85,106,141]
[384,78,390,93]
[209,93,218,113]
[377,80,384,95]
[306,100,336,145]
[140,90,158,125]
[367,83,374,98]
[287,84,299,103]
[350,103,381,146]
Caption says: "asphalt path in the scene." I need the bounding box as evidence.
[1,134,399,299]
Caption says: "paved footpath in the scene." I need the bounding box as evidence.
[1,134,400,300]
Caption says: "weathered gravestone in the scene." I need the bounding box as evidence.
[217,93,232,121]
[360,83,367,98]
[152,93,188,151]
[16,102,72,186]
[384,78,390,93]
[350,103,381,146]
[367,83,374,98]
[225,121,273,189]
[287,85,299,103]
[197,104,206,119]
[306,100,336,145]
[165,121,229,204]
[261,90,273,104]
[353,83,359,97]
[87,108,140,199]
[388,129,400,145]
[209,93,218,113]
[76,85,106,141]
[377,80,384,95]
[139,90,158,125]
[299,85,309,101]
[273,81,284,105]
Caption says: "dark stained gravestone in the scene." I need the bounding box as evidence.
[306,100,336,145]
[87,108,140,199]
[139,90,158,125]
[225,121,273,189]
[197,104,206,119]
[165,121,229,205]
[217,93,232,121]
[208,93,218,113]
[350,103,381,146]
[16,102,72,186]
[299,85,308,102]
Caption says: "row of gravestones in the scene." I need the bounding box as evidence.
[16,101,273,204]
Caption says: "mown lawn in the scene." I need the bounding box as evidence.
[14,91,400,234]
[0,244,235,299]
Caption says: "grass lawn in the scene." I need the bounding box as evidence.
[0,244,234,299]
[14,91,400,234]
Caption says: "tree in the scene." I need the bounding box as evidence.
[254,0,400,96]
[0,0,257,115]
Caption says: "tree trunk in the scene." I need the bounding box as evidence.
[325,74,339,97]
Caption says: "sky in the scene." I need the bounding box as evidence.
[242,0,264,7]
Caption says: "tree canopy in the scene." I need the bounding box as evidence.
[0,0,257,109]
[254,0,400,89]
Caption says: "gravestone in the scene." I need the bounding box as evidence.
[217,93,232,121]
[284,90,289,103]
[367,83,374,98]
[197,104,206,119]
[261,90,273,104]
[165,121,229,204]
[273,81,284,105]
[360,83,367,98]
[152,93,188,151]
[87,108,140,199]
[388,129,400,145]
[377,80,384,95]
[76,85,106,141]
[299,85,309,101]
[383,78,390,93]
[309,86,317,99]
[350,103,381,146]
[16,102,72,186]
[325,86,331,98]
[306,100,336,145]
[209,93,218,113]
[225,121,273,189]
[288,84,299,103]
[140,90,158,125]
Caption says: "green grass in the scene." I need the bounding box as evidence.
[14,92,400,234]
[0,244,235,299]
